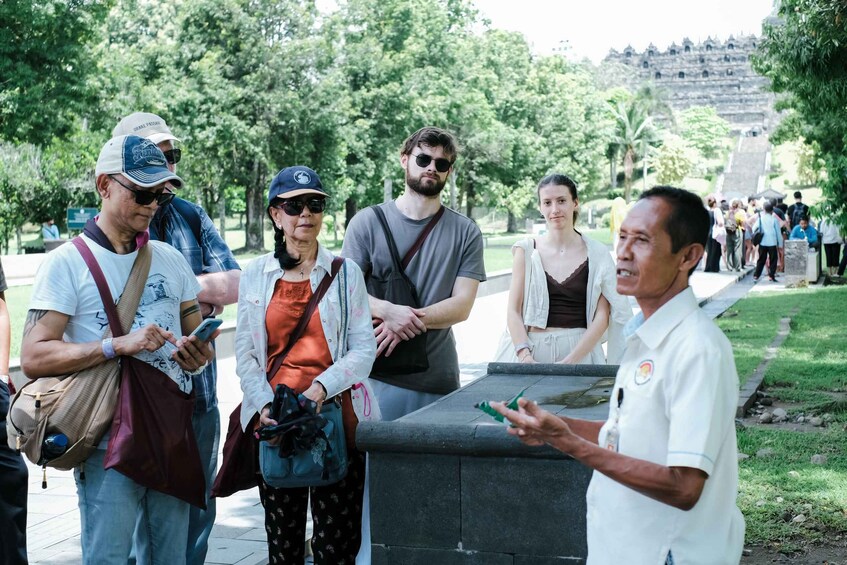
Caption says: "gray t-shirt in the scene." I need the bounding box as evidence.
[0,258,6,294]
[342,201,486,394]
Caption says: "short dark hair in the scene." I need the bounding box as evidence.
[639,186,709,253]
[793,191,802,199]
[400,127,458,162]
[537,173,579,223]
[764,200,774,213]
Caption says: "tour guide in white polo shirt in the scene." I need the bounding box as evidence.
[494,186,744,565]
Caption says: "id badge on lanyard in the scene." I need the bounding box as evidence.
[603,388,624,452]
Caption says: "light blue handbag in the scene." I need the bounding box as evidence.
[259,396,348,488]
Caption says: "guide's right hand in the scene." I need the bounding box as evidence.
[114,324,176,356]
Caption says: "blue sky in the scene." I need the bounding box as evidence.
[472,0,775,63]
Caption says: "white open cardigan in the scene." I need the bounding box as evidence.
[235,245,380,431]
[515,235,632,363]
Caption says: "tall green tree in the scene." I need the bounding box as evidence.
[0,0,113,145]
[329,0,481,222]
[754,0,847,225]
[654,134,694,185]
[677,106,730,160]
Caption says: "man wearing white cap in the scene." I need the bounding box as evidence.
[21,135,217,564]
[112,112,240,565]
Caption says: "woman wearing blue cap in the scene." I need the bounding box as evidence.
[235,166,378,564]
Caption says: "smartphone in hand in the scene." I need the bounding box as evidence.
[189,318,223,342]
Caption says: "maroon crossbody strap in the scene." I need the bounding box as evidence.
[266,256,344,380]
[401,205,445,271]
[71,237,148,339]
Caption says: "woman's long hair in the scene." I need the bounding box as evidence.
[268,207,301,271]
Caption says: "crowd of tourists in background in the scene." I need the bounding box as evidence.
[3,113,844,564]
[701,189,847,280]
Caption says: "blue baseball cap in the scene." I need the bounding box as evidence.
[268,166,327,203]
[95,135,183,189]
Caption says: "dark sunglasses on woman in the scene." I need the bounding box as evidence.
[273,198,327,216]
[110,175,176,206]
[162,148,181,165]
[412,152,453,173]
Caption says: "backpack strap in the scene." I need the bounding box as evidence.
[71,237,152,338]
[401,206,445,270]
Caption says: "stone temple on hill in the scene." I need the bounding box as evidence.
[604,35,776,133]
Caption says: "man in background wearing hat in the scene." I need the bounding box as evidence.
[21,135,216,564]
[112,112,241,565]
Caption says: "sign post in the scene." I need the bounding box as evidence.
[66,208,98,231]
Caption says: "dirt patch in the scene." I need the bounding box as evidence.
[740,391,845,433]
[742,538,847,564]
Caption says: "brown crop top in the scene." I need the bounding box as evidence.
[545,260,588,329]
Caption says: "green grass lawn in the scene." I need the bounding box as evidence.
[718,285,847,551]
[737,427,847,551]
[716,292,791,387]
[5,286,33,361]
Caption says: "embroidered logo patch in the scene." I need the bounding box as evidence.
[293,170,312,185]
[634,360,654,385]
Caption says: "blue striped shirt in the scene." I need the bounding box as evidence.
[150,198,240,413]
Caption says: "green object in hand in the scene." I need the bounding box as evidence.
[475,388,527,422]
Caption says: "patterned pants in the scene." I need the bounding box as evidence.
[258,449,366,565]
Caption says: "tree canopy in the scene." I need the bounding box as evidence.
[0,0,733,250]
[754,0,847,225]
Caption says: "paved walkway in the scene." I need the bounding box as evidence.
[22,263,772,564]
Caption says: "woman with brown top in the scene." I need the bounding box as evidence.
[495,174,631,365]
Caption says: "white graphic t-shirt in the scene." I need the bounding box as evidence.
[29,236,201,393]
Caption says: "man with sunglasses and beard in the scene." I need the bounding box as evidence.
[342,126,486,563]
[112,112,241,565]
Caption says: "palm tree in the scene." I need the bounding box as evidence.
[605,142,619,192]
[610,100,655,203]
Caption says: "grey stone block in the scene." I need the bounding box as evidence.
[461,457,590,558]
[487,363,618,378]
[373,545,513,565]
[515,555,585,564]
[370,453,460,549]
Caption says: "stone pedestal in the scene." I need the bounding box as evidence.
[806,249,820,283]
[358,363,619,565]
[784,239,808,288]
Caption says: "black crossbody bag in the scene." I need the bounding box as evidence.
[367,205,444,376]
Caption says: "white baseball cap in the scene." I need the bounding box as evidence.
[112,112,181,145]
[95,135,183,189]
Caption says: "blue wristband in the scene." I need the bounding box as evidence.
[102,338,117,360]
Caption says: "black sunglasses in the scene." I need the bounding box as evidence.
[162,148,181,165]
[110,175,175,206]
[272,198,327,216]
[412,152,453,173]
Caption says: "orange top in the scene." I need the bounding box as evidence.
[266,278,333,392]
[265,277,357,448]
